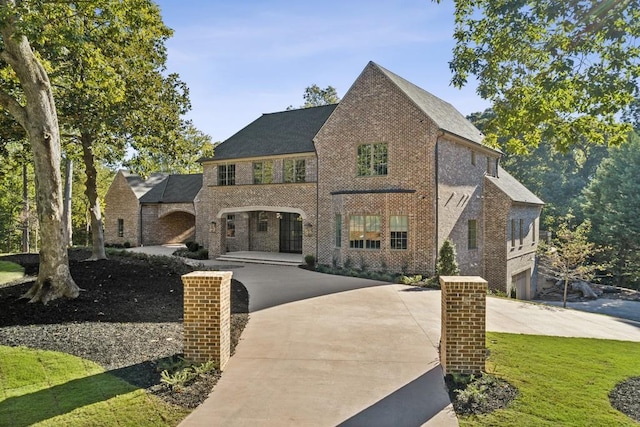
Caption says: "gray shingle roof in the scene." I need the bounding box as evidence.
[123,171,168,199]
[486,167,544,205]
[372,62,486,145]
[139,174,202,204]
[201,104,337,161]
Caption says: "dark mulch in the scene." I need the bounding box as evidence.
[610,376,640,423]
[445,373,518,416]
[0,249,249,409]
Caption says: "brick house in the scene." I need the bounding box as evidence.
[104,170,202,246]
[106,61,543,296]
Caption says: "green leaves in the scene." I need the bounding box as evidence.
[445,0,640,152]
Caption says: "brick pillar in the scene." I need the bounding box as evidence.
[439,276,487,376]
[181,271,232,369]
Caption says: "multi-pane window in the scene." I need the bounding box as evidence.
[471,150,476,166]
[468,219,478,249]
[335,214,342,247]
[357,143,388,176]
[486,157,492,175]
[349,215,381,249]
[284,159,305,183]
[218,164,236,186]
[519,219,524,246]
[532,219,536,243]
[253,161,273,184]
[226,215,235,238]
[117,219,124,237]
[390,216,408,250]
[257,211,268,232]
[510,219,516,247]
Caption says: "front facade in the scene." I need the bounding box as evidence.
[106,61,543,296]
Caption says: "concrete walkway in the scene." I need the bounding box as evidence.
[129,247,640,426]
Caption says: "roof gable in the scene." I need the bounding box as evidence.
[122,170,168,199]
[485,167,544,205]
[371,62,486,145]
[202,104,337,161]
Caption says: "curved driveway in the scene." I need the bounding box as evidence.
[129,248,640,426]
[177,262,640,427]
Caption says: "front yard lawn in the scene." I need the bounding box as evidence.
[460,332,640,426]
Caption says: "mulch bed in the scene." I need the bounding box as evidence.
[0,249,249,409]
[610,377,640,423]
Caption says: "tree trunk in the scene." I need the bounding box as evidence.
[0,14,79,303]
[21,162,29,253]
[62,157,73,247]
[80,132,107,260]
[563,276,569,308]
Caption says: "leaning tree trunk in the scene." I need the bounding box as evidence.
[0,14,79,303]
[80,132,107,260]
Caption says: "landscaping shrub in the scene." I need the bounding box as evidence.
[186,241,200,252]
[304,254,316,268]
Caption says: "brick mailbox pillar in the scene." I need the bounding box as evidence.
[439,276,487,376]
[181,271,232,369]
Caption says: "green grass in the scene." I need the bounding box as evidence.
[0,346,190,427]
[460,333,640,426]
[0,261,24,285]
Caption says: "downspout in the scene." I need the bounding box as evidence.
[315,147,320,261]
[139,202,143,246]
[435,130,445,270]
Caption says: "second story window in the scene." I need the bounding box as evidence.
[284,159,305,183]
[218,164,235,186]
[253,161,273,184]
[357,143,388,176]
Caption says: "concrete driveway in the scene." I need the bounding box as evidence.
[129,247,640,426]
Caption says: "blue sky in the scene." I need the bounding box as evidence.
[154,0,490,143]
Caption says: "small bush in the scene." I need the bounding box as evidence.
[343,255,353,270]
[186,241,200,252]
[123,241,131,248]
[304,254,316,268]
[401,274,423,285]
[358,254,368,272]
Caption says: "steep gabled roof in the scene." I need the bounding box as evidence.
[372,62,486,146]
[122,170,168,199]
[200,104,337,161]
[139,174,203,204]
[485,167,544,205]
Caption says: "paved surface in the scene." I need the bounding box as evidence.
[129,247,640,426]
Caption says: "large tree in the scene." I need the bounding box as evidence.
[583,132,640,288]
[0,0,78,303]
[445,0,640,152]
[39,0,194,260]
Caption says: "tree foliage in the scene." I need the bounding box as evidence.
[538,220,598,307]
[288,84,340,110]
[436,239,460,277]
[583,131,640,289]
[446,0,640,152]
[468,108,608,229]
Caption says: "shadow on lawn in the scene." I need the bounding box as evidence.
[0,360,163,427]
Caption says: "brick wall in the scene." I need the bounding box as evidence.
[104,171,140,246]
[440,276,487,375]
[315,62,437,273]
[438,139,498,276]
[197,180,317,258]
[483,177,541,294]
[181,271,232,368]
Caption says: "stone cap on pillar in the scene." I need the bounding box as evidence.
[181,271,233,280]
[439,276,487,285]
